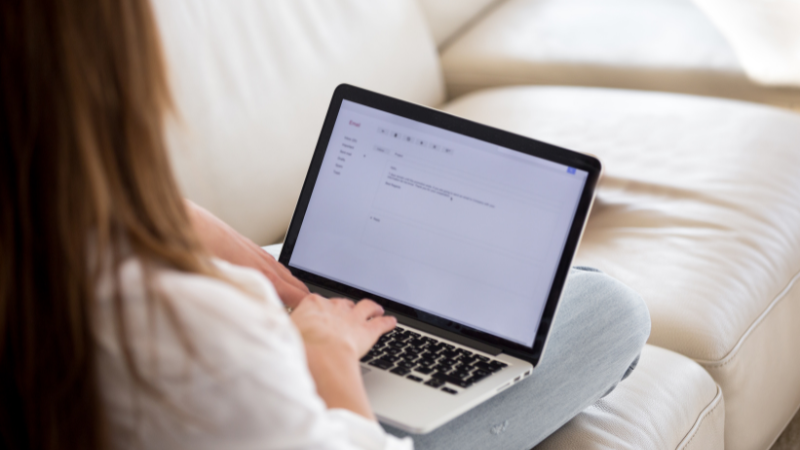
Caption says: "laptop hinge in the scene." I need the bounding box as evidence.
[305,283,502,356]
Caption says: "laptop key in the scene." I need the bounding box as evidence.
[369,359,394,370]
[401,357,420,365]
[469,374,488,384]
[385,354,403,364]
[474,362,492,372]
[461,356,480,366]
[452,378,473,388]
[390,367,411,376]
[397,361,416,370]
[414,366,433,375]
[436,363,455,373]
[430,364,448,373]
[424,378,445,388]
[471,370,491,382]
[440,350,459,359]
[407,375,423,382]
[433,372,467,386]
[452,370,472,380]
[441,387,458,395]
[474,369,491,377]
[488,361,507,372]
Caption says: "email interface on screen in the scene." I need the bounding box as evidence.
[289,100,588,347]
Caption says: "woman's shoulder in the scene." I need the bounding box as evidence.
[95,259,335,449]
[101,256,284,315]
[95,256,301,371]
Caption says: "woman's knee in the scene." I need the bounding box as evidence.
[563,268,651,359]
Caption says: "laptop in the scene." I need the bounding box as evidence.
[279,84,601,434]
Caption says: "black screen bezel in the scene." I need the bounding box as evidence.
[279,84,601,366]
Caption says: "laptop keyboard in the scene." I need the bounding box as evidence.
[360,325,508,394]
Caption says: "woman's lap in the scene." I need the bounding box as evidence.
[383,268,651,450]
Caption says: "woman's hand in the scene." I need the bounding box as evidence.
[291,295,396,420]
[291,295,396,358]
[186,200,310,309]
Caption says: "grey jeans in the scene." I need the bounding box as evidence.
[383,267,651,450]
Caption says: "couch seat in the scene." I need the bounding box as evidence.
[537,345,723,450]
[442,86,800,450]
[440,0,800,110]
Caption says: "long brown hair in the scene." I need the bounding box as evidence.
[1,1,214,448]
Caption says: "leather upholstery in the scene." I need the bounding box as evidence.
[442,86,800,450]
[415,0,503,46]
[440,0,800,110]
[536,345,724,450]
[153,0,444,245]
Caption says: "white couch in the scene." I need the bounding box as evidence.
[437,0,800,111]
[154,1,800,448]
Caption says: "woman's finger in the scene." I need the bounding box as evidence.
[367,315,397,337]
[353,299,385,321]
[272,258,310,293]
[258,268,309,309]
[331,298,355,309]
[275,284,310,309]
[255,245,309,293]
[252,248,309,291]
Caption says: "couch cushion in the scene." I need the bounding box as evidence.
[415,0,502,46]
[153,0,444,245]
[537,345,724,450]
[442,86,800,450]
[440,0,800,110]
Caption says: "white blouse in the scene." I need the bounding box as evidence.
[94,257,413,450]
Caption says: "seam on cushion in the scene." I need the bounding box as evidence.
[436,0,511,51]
[677,384,724,450]
[694,269,800,368]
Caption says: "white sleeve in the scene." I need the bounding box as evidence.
[328,409,415,450]
[97,259,414,450]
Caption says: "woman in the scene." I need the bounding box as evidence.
[0,1,649,449]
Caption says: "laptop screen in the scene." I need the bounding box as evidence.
[287,99,589,347]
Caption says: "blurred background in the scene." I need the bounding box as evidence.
[426,0,800,111]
